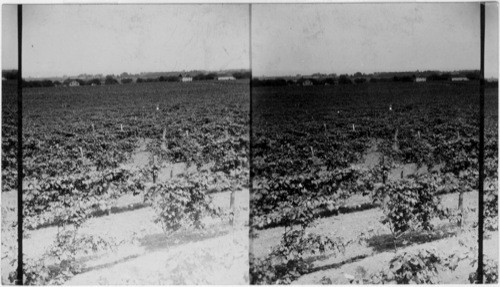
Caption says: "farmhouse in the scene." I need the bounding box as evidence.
[415,77,426,82]
[302,80,313,86]
[451,77,469,82]
[181,76,193,82]
[217,76,236,81]
[69,80,80,87]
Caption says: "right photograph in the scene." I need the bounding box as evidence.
[250,3,498,285]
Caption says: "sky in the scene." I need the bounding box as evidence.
[3,4,250,77]
[2,5,17,71]
[252,3,499,78]
[1,3,498,78]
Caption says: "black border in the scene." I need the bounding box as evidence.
[16,4,23,286]
[477,2,485,284]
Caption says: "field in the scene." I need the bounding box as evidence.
[1,80,249,284]
[250,81,498,284]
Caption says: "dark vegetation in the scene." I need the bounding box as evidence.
[250,81,498,283]
[17,70,251,88]
[2,80,249,284]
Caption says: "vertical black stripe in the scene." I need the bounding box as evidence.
[248,3,254,258]
[477,2,485,284]
[16,4,23,286]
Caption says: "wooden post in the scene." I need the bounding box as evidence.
[393,129,399,151]
[382,156,387,184]
[79,146,84,159]
[310,146,314,157]
[152,156,157,183]
[120,124,123,132]
[458,191,464,228]
[229,190,236,226]
[92,123,95,134]
[162,128,166,141]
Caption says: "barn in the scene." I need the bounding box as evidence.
[217,76,236,81]
[415,77,426,82]
[302,80,313,86]
[69,80,80,87]
[451,77,469,82]
[181,76,193,82]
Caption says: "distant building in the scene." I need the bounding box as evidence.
[217,76,236,81]
[69,80,80,87]
[415,77,427,82]
[451,77,469,82]
[302,80,313,86]
[181,76,193,82]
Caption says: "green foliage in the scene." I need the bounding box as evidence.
[10,227,115,285]
[373,176,447,234]
[484,186,498,231]
[369,249,459,284]
[250,228,347,284]
[252,167,360,229]
[469,257,499,284]
[144,173,221,232]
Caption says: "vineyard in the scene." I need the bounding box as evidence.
[250,81,498,284]
[1,80,249,284]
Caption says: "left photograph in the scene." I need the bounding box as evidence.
[1,4,250,285]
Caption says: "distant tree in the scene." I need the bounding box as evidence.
[105,75,119,85]
[121,78,133,84]
[369,78,378,83]
[232,71,252,79]
[193,73,206,81]
[354,72,363,77]
[426,73,449,82]
[205,73,218,80]
[324,78,335,85]
[2,70,18,80]
[164,76,179,82]
[393,76,414,82]
[338,74,352,85]
[136,78,145,83]
[62,78,72,86]
[87,78,101,86]
[354,78,367,84]
[466,72,480,81]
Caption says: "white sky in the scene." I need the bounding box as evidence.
[252,3,499,78]
[1,3,498,78]
[3,4,250,77]
[2,5,17,71]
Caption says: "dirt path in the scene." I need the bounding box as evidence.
[21,187,248,285]
[251,190,496,284]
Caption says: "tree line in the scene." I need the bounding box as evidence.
[253,71,484,87]
[17,71,251,88]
